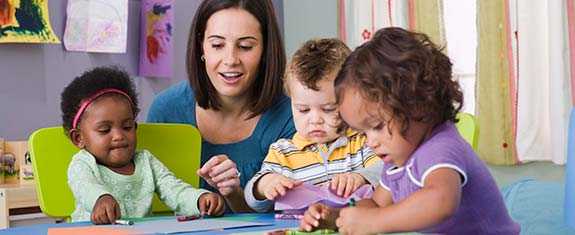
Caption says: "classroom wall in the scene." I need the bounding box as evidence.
[0,0,283,140]
[283,0,338,57]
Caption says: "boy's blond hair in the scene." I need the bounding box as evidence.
[284,38,351,95]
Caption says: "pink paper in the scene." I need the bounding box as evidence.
[275,183,374,211]
[138,0,174,78]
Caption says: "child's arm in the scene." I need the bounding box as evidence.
[244,145,301,212]
[67,155,118,222]
[146,151,214,216]
[336,168,461,234]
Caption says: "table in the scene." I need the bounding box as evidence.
[0,213,301,235]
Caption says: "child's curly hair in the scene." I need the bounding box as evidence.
[335,27,463,136]
[60,66,140,134]
[284,38,351,94]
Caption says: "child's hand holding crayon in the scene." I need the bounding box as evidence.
[299,203,338,232]
[91,194,121,225]
[198,192,225,216]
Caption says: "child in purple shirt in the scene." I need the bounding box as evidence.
[300,27,520,234]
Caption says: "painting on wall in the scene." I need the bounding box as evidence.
[0,0,60,43]
[63,0,128,53]
[139,0,174,78]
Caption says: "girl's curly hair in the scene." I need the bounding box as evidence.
[60,66,139,134]
[335,27,463,136]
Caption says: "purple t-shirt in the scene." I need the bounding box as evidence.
[379,122,520,234]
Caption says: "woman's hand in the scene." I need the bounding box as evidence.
[330,172,367,198]
[256,173,301,200]
[198,192,225,216]
[299,203,338,232]
[197,154,241,196]
[91,194,121,225]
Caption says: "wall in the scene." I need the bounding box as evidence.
[283,0,338,57]
[0,0,283,140]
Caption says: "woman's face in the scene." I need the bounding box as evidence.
[202,7,263,100]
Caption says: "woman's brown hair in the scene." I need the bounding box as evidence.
[335,27,463,136]
[186,0,286,117]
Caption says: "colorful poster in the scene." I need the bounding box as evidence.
[0,0,60,43]
[63,0,128,53]
[139,0,174,78]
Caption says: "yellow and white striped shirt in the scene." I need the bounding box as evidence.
[244,129,382,212]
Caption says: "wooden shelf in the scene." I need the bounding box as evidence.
[0,183,39,229]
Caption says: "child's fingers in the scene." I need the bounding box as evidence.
[344,177,355,197]
[300,213,319,232]
[199,197,207,214]
[275,184,288,197]
[105,206,116,224]
[336,176,346,196]
[215,196,225,215]
[206,198,213,215]
[265,189,278,200]
[280,178,298,189]
[330,175,340,191]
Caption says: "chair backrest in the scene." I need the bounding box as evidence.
[455,112,479,150]
[28,123,201,219]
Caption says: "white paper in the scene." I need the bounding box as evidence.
[63,0,128,53]
[128,218,271,234]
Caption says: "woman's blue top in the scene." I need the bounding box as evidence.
[146,80,296,192]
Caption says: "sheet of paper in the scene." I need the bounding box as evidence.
[48,219,271,235]
[138,0,174,78]
[130,218,271,234]
[275,183,374,211]
[63,0,128,53]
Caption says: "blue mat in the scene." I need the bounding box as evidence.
[502,179,575,234]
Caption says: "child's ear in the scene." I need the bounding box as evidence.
[68,129,85,148]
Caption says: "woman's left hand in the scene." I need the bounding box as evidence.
[197,154,241,196]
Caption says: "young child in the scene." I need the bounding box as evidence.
[61,67,225,224]
[244,39,382,213]
[300,28,520,234]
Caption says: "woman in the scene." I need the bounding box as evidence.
[147,0,295,212]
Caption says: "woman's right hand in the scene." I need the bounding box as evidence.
[256,173,301,200]
[197,154,241,196]
[300,203,338,232]
[91,194,121,225]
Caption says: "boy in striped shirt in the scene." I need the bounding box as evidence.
[244,38,382,212]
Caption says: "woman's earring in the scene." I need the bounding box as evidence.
[201,55,205,62]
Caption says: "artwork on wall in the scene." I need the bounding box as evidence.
[139,0,174,78]
[63,0,128,53]
[0,0,60,43]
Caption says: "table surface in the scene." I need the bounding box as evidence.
[0,213,301,235]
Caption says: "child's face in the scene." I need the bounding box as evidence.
[290,76,340,144]
[339,88,432,166]
[74,95,136,168]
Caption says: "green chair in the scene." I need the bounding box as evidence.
[455,112,479,150]
[28,123,201,220]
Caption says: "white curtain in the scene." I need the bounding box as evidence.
[512,0,571,163]
[340,0,408,49]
